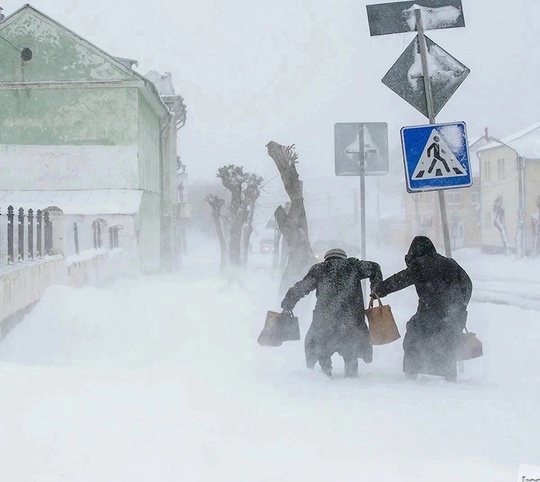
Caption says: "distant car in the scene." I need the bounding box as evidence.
[259,238,275,254]
[311,240,360,262]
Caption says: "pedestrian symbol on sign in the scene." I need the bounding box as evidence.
[401,121,471,193]
[412,128,467,180]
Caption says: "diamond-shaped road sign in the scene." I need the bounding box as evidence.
[382,35,470,118]
[401,121,471,192]
[366,0,465,36]
[334,122,389,176]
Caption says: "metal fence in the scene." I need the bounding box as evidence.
[1,206,122,267]
[0,206,53,265]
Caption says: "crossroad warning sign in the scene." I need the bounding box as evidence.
[401,121,472,192]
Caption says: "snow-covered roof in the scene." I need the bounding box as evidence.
[0,190,143,216]
[467,134,490,178]
[477,122,540,159]
[145,71,176,96]
[468,136,482,147]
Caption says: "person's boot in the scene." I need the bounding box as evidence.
[319,359,332,378]
[344,358,359,378]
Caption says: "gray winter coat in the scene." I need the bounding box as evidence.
[281,257,383,368]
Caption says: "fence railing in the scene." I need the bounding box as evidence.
[1,206,122,268]
[1,206,53,264]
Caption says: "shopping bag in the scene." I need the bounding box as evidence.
[456,328,483,361]
[365,295,400,345]
[257,310,300,347]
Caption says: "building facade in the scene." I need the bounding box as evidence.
[477,123,540,257]
[0,5,186,272]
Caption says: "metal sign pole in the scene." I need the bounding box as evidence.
[358,125,368,300]
[359,125,367,262]
[415,9,453,258]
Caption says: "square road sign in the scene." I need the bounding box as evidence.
[334,122,388,176]
[366,0,465,36]
[401,121,472,192]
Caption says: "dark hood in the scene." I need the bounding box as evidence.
[405,236,436,266]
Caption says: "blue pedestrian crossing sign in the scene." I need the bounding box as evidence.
[401,121,472,193]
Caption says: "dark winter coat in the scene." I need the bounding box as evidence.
[376,236,473,378]
[281,257,383,368]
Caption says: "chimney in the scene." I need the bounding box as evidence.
[484,127,489,140]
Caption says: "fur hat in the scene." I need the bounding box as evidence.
[323,248,347,260]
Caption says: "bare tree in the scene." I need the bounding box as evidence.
[493,195,510,256]
[206,194,227,271]
[266,141,315,295]
[216,165,263,269]
[241,174,263,267]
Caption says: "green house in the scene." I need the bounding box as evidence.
[0,4,185,272]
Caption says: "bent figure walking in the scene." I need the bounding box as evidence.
[281,248,382,378]
[374,236,472,382]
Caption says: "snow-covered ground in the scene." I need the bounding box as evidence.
[0,240,539,481]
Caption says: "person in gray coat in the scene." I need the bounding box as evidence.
[281,248,383,378]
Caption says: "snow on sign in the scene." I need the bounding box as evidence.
[401,121,471,192]
[366,0,465,37]
[382,34,469,118]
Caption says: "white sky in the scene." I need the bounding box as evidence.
[0,242,539,481]
[7,0,540,182]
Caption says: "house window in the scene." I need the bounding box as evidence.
[497,158,505,181]
[471,191,480,205]
[484,161,491,183]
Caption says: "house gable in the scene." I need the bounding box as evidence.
[0,5,138,83]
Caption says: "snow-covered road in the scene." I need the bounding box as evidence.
[0,246,538,481]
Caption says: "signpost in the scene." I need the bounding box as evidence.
[366,0,470,257]
[381,35,470,118]
[334,123,389,263]
[401,121,471,193]
[335,122,389,176]
[366,0,465,36]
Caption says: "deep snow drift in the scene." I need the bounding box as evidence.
[0,242,538,481]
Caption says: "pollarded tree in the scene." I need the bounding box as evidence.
[266,141,315,295]
[216,165,263,269]
[206,194,227,271]
[241,173,263,267]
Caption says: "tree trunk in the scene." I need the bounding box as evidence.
[206,195,227,272]
[266,141,315,295]
[212,213,227,272]
[242,202,256,267]
[229,218,243,267]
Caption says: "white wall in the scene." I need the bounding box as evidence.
[0,145,139,190]
[0,256,65,328]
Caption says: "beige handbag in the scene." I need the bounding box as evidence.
[365,295,401,345]
[257,310,301,347]
[456,327,483,361]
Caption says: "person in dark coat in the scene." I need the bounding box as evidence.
[373,236,473,382]
[281,248,383,378]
